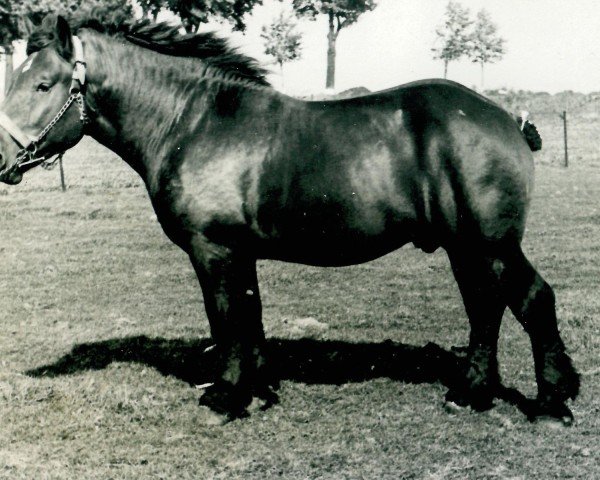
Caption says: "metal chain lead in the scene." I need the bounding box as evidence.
[35,92,86,145]
[14,92,88,171]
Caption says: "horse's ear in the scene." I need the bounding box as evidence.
[17,16,36,38]
[38,14,73,59]
[55,15,73,60]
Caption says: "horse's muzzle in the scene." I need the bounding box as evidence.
[0,156,23,185]
[1,170,23,185]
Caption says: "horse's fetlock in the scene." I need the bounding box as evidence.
[540,349,580,401]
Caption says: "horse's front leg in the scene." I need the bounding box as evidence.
[189,237,275,419]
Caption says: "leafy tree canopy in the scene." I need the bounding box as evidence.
[0,0,133,46]
[0,1,21,47]
[288,1,376,89]
[261,12,302,68]
[431,1,472,66]
[290,0,376,31]
[139,0,264,32]
[469,9,505,66]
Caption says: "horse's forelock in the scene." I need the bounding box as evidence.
[26,29,55,56]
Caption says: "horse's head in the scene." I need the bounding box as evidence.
[0,15,87,185]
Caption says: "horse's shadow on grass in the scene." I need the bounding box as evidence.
[26,336,537,418]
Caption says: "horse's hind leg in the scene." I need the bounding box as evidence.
[499,246,580,422]
[446,248,506,411]
[449,242,579,421]
[188,238,274,419]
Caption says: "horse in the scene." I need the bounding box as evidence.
[0,13,579,424]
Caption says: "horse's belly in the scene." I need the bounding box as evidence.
[256,215,419,266]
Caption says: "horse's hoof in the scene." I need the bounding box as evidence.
[558,413,574,427]
[198,382,250,420]
[533,413,574,428]
[528,400,575,427]
[443,400,468,414]
[444,387,494,413]
[197,381,278,420]
[528,399,575,427]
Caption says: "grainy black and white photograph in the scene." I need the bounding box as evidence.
[0,0,597,478]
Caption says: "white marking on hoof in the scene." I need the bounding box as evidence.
[203,344,216,353]
[536,414,574,428]
[443,400,468,414]
[458,109,467,116]
[195,382,214,390]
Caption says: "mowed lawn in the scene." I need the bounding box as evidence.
[0,112,598,479]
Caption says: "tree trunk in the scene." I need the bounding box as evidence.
[181,17,200,34]
[443,60,448,79]
[279,62,284,90]
[326,11,337,90]
[3,45,13,97]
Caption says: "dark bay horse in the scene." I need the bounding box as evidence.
[0,14,579,423]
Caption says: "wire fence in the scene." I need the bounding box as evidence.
[546,95,600,168]
[487,91,600,168]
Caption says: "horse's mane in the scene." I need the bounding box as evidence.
[27,11,270,86]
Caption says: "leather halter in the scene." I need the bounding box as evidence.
[0,36,88,176]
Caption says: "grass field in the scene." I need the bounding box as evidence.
[0,113,598,479]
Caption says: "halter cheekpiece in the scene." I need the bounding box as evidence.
[0,36,89,175]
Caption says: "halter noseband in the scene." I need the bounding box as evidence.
[0,36,88,176]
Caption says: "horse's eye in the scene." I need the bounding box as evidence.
[36,83,50,93]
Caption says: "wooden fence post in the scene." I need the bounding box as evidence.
[560,110,569,168]
[59,155,66,191]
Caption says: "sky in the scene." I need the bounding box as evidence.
[9,0,600,95]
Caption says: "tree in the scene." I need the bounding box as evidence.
[139,0,264,33]
[138,0,162,21]
[0,0,21,94]
[261,12,302,89]
[431,1,472,79]
[290,0,376,90]
[469,9,505,90]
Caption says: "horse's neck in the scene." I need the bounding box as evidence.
[82,33,224,189]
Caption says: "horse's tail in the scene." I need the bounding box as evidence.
[516,115,542,152]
